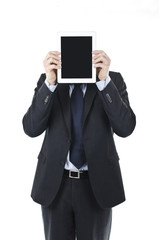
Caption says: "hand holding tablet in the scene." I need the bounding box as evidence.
[43,51,61,85]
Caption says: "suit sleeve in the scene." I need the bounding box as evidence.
[22,73,56,137]
[98,72,136,137]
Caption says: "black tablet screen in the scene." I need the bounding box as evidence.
[61,36,92,78]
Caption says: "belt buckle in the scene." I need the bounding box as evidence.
[69,170,81,179]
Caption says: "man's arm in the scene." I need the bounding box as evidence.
[92,50,136,137]
[22,51,61,137]
[22,74,56,137]
[97,72,136,137]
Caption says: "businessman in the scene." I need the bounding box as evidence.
[22,50,136,240]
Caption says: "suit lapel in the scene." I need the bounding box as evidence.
[57,84,71,138]
[83,84,97,127]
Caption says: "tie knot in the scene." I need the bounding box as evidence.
[71,84,83,100]
[74,83,81,89]
[72,84,82,95]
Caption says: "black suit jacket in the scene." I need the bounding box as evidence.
[22,71,136,208]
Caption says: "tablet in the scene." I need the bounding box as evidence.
[57,31,96,83]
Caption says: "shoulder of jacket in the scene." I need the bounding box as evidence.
[109,71,120,79]
[109,71,125,88]
[37,73,46,86]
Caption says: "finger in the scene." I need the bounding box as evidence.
[48,64,61,70]
[92,50,104,54]
[94,63,107,68]
[47,57,61,65]
[93,56,107,64]
[46,53,61,61]
[44,57,61,68]
[46,61,61,69]
[48,51,61,55]
[93,51,110,61]
[93,51,107,59]
[44,51,61,61]
[94,55,111,67]
[103,52,111,61]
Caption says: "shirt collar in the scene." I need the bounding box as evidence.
[69,83,87,91]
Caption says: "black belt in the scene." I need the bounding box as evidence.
[64,169,88,179]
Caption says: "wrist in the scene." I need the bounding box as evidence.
[46,78,57,86]
[98,74,109,81]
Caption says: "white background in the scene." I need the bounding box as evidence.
[0,0,159,239]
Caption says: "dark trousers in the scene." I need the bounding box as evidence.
[41,170,112,240]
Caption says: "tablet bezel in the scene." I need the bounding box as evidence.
[57,31,96,83]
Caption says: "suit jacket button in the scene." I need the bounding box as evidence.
[67,139,71,144]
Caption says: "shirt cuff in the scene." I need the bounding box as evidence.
[96,76,111,91]
[45,79,58,92]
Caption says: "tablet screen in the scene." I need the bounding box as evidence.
[61,36,92,78]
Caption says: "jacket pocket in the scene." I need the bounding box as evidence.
[108,153,120,165]
[37,150,46,164]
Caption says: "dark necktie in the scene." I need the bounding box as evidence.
[70,84,86,169]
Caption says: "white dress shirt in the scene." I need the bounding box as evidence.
[45,76,111,171]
